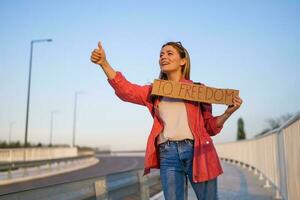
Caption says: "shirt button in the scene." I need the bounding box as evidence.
[206,141,210,144]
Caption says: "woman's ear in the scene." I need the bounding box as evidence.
[180,58,186,66]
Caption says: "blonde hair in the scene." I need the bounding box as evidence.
[159,41,191,80]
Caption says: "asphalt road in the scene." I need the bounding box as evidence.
[0,155,145,195]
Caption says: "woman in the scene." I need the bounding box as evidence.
[90,41,243,200]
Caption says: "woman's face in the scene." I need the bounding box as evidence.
[159,45,186,74]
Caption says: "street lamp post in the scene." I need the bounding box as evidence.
[72,91,84,148]
[24,39,52,147]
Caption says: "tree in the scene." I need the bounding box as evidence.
[257,113,293,136]
[237,118,246,140]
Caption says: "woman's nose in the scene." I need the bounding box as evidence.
[160,55,167,61]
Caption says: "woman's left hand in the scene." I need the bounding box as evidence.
[225,96,243,115]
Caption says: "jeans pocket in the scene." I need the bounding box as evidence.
[159,142,168,152]
[185,139,194,147]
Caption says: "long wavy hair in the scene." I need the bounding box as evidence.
[159,41,191,80]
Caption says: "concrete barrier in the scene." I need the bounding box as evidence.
[0,147,78,162]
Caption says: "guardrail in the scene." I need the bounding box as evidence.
[0,168,162,200]
[215,112,300,200]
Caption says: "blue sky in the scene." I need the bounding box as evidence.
[0,0,299,150]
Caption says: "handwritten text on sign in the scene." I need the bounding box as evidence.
[151,79,239,105]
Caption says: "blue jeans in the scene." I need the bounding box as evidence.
[159,139,218,200]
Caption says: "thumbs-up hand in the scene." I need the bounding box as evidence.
[91,41,107,66]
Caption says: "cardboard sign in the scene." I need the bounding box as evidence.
[151,79,239,105]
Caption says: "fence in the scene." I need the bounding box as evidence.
[215,113,300,200]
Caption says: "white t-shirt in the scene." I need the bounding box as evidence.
[157,97,194,144]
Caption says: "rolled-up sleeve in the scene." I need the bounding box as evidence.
[107,71,151,106]
[201,103,223,136]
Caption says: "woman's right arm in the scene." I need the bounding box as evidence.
[90,42,116,80]
[90,41,151,107]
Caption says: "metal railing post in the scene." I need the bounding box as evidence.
[138,170,149,200]
[94,177,108,200]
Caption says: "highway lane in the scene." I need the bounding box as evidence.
[0,155,145,195]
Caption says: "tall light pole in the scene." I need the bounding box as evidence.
[72,91,84,148]
[49,110,59,147]
[24,39,52,147]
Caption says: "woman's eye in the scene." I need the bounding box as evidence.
[168,53,173,56]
